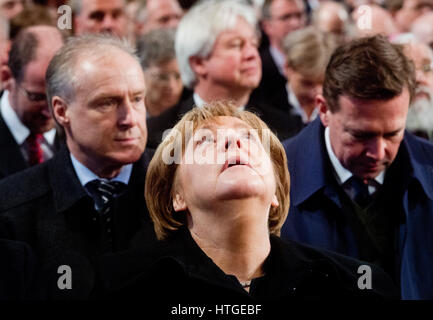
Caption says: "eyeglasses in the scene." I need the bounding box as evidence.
[16,83,47,102]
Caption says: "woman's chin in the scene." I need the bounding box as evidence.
[215,176,265,201]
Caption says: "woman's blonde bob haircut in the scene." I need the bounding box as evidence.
[145,101,290,240]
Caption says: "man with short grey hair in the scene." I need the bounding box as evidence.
[71,0,127,37]
[0,34,155,299]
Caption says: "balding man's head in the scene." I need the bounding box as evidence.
[313,1,349,36]
[352,4,398,37]
[8,25,64,82]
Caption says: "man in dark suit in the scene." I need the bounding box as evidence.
[147,0,303,149]
[0,25,64,179]
[281,35,433,299]
[0,34,155,299]
[251,0,307,111]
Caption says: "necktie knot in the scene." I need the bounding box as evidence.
[26,133,43,166]
[349,176,372,208]
[85,179,127,214]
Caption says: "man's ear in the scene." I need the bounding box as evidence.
[173,192,187,212]
[1,65,14,91]
[317,94,331,127]
[189,56,207,78]
[271,194,279,208]
[285,64,293,81]
[52,96,69,127]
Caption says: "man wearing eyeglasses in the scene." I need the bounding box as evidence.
[251,0,307,113]
[0,25,64,179]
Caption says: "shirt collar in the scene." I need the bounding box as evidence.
[70,153,132,187]
[1,90,56,145]
[193,92,206,108]
[269,45,286,76]
[287,84,318,124]
[324,126,385,185]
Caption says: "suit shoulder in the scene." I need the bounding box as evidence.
[0,162,51,211]
[405,132,433,160]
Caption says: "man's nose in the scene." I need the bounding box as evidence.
[365,138,386,161]
[117,100,137,128]
[416,68,428,87]
[101,15,116,31]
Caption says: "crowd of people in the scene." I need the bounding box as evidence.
[0,0,432,307]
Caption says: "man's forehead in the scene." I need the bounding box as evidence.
[82,0,125,13]
[411,44,433,64]
[271,0,305,12]
[217,20,257,40]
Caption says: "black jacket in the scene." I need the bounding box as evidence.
[147,95,303,149]
[250,46,289,113]
[0,146,156,299]
[97,227,398,316]
[0,239,36,300]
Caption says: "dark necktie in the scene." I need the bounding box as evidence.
[85,179,128,253]
[26,133,43,166]
[84,179,128,215]
[349,176,372,208]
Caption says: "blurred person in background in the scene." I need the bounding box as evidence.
[386,0,433,32]
[0,26,64,178]
[0,0,23,21]
[282,26,340,124]
[134,0,183,36]
[71,0,127,37]
[136,28,186,118]
[252,0,307,112]
[312,1,350,39]
[395,36,433,139]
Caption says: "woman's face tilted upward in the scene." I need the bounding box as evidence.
[172,116,278,216]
